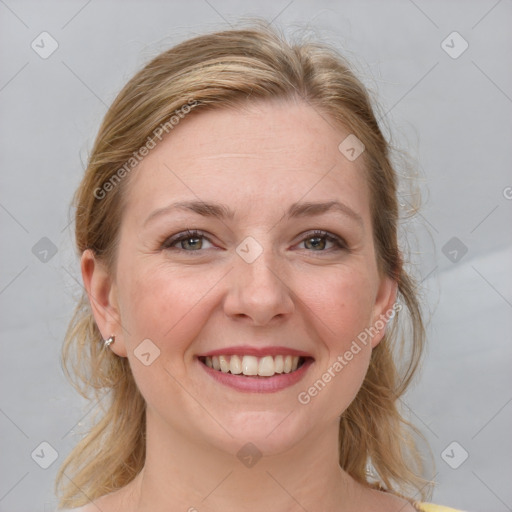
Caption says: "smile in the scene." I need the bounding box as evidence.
[199,354,307,377]
[197,353,314,393]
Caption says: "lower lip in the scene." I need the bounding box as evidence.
[197,357,314,393]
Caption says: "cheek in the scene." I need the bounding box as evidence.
[119,256,377,359]
[116,262,219,405]
[297,265,376,346]
[117,261,223,355]
[294,266,375,412]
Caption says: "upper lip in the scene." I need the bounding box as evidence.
[199,345,314,359]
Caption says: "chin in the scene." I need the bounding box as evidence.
[205,409,310,458]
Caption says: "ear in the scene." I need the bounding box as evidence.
[80,249,127,357]
[369,273,398,349]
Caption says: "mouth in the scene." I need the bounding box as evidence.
[196,346,315,393]
[198,354,311,378]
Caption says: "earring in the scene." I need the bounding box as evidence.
[104,335,115,348]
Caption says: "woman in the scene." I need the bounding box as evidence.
[56,22,465,512]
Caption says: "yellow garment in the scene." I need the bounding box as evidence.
[415,502,466,512]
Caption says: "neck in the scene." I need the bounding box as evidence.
[120,409,364,512]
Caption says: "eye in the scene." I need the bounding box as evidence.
[161,229,213,252]
[161,229,348,254]
[297,230,347,253]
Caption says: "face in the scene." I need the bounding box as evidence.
[83,99,397,457]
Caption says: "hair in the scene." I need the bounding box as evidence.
[56,20,433,509]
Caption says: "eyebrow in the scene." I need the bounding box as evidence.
[143,199,364,228]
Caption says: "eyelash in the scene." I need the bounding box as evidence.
[161,229,348,255]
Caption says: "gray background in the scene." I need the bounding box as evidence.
[1,1,511,511]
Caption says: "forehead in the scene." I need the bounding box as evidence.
[122,99,370,225]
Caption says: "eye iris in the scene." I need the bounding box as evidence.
[305,236,326,250]
[182,236,202,250]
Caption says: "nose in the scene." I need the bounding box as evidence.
[223,242,295,326]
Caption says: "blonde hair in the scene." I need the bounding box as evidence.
[56,21,432,508]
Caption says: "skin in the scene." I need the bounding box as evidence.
[80,98,415,512]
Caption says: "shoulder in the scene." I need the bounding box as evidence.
[57,495,113,512]
[382,494,417,511]
[364,488,417,511]
[57,506,100,512]
[365,487,465,512]
[379,496,467,512]
[414,503,468,512]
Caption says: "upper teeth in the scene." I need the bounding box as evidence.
[203,355,302,377]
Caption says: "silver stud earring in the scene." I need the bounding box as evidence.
[104,335,115,348]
